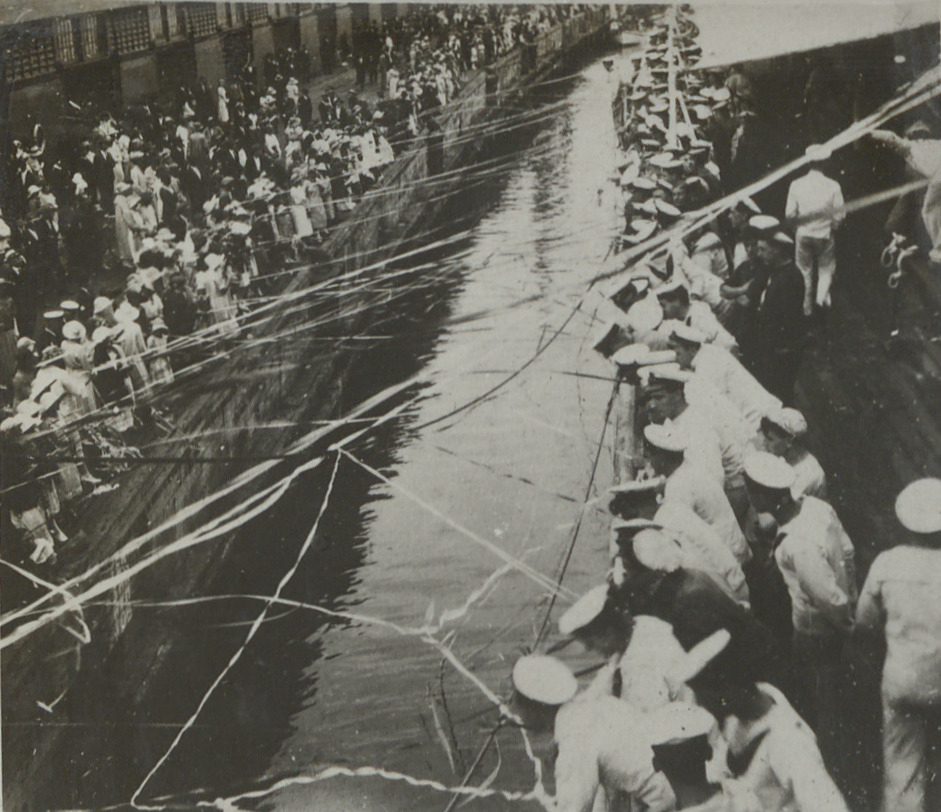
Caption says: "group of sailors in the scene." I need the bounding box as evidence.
[512,9,941,812]
[0,5,574,571]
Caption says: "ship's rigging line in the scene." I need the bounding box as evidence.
[535,377,619,648]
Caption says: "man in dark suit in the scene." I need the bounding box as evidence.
[754,230,808,404]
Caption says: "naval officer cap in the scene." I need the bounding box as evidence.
[633,528,683,571]
[631,176,658,191]
[612,517,662,534]
[650,152,683,170]
[646,703,717,745]
[611,343,653,367]
[748,214,780,233]
[654,200,682,220]
[670,322,707,346]
[609,475,666,498]
[761,407,808,439]
[743,450,796,491]
[558,584,610,636]
[644,423,688,453]
[895,478,941,534]
[639,362,690,389]
[512,654,578,706]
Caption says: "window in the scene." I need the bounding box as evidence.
[165,5,185,39]
[53,17,77,64]
[148,4,165,42]
[186,3,217,38]
[79,14,102,59]
[9,23,57,81]
[247,4,269,23]
[109,7,151,55]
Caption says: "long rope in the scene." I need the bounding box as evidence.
[534,378,619,647]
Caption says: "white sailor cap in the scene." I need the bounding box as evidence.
[654,200,682,219]
[635,198,659,216]
[895,478,941,534]
[761,407,808,438]
[631,176,658,191]
[772,231,795,248]
[512,654,578,706]
[646,702,717,745]
[644,423,687,453]
[696,231,722,251]
[669,322,707,345]
[633,528,683,571]
[805,143,832,162]
[612,517,662,534]
[743,450,796,491]
[748,214,780,232]
[649,152,682,170]
[712,87,731,102]
[638,363,690,387]
[608,475,666,496]
[611,343,654,367]
[558,584,610,636]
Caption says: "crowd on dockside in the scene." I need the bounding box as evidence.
[0,4,591,567]
[510,9,941,812]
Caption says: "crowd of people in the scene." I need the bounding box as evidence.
[0,5,581,569]
[510,10,941,812]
